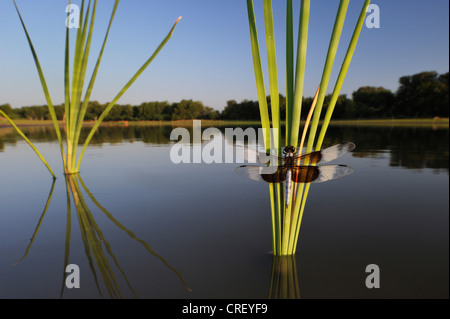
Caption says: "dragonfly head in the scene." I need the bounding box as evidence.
[283,145,296,155]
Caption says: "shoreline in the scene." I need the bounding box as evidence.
[0,118,448,129]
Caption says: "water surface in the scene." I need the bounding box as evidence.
[0,123,448,298]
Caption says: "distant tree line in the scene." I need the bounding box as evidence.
[221,71,448,120]
[0,99,220,121]
[1,71,448,121]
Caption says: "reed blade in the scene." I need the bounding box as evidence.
[64,0,72,133]
[263,0,280,152]
[305,0,350,153]
[69,0,98,170]
[12,0,66,168]
[316,0,371,150]
[68,0,87,137]
[246,0,271,151]
[76,16,182,172]
[285,0,294,143]
[291,1,370,255]
[71,0,119,170]
[290,0,351,254]
[0,111,56,178]
[262,0,284,255]
[289,0,310,147]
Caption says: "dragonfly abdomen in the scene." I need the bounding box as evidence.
[285,169,292,208]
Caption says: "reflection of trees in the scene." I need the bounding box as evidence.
[323,126,449,172]
[77,126,173,145]
[1,126,175,147]
[14,175,190,298]
[0,128,19,151]
[1,124,448,172]
[1,126,58,151]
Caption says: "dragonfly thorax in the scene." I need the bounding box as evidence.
[283,145,296,156]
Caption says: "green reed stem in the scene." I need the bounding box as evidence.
[262,0,284,256]
[71,1,119,171]
[287,85,319,254]
[289,0,310,148]
[69,0,97,172]
[285,0,294,143]
[68,0,88,145]
[12,0,66,170]
[288,0,350,256]
[246,0,271,149]
[316,0,371,149]
[14,0,180,175]
[76,16,182,172]
[0,111,56,178]
[281,0,311,255]
[247,0,279,254]
[305,0,349,153]
[64,1,71,132]
[263,0,280,153]
[291,0,371,256]
[269,184,278,255]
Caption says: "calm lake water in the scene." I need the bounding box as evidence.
[0,122,448,299]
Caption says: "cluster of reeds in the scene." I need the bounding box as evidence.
[8,0,181,175]
[246,0,370,255]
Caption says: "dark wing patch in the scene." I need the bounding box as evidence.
[291,166,320,183]
[292,164,354,183]
[296,142,355,165]
[235,165,285,183]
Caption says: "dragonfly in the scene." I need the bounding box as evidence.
[235,142,356,208]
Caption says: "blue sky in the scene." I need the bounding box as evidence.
[0,0,448,111]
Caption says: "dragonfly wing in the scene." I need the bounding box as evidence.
[235,145,282,165]
[291,165,354,183]
[297,142,355,165]
[235,165,286,183]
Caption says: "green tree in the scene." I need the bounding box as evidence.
[170,99,207,120]
[105,104,134,121]
[394,71,449,118]
[0,103,19,119]
[54,104,65,120]
[138,101,169,120]
[323,94,356,119]
[0,103,13,116]
[352,86,395,118]
[18,105,49,120]
[84,101,104,121]
[222,99,261,120]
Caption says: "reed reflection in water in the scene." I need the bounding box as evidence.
[269,256,300,299]
[13,174,190,298]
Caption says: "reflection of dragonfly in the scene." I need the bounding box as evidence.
[235,142,356,208]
